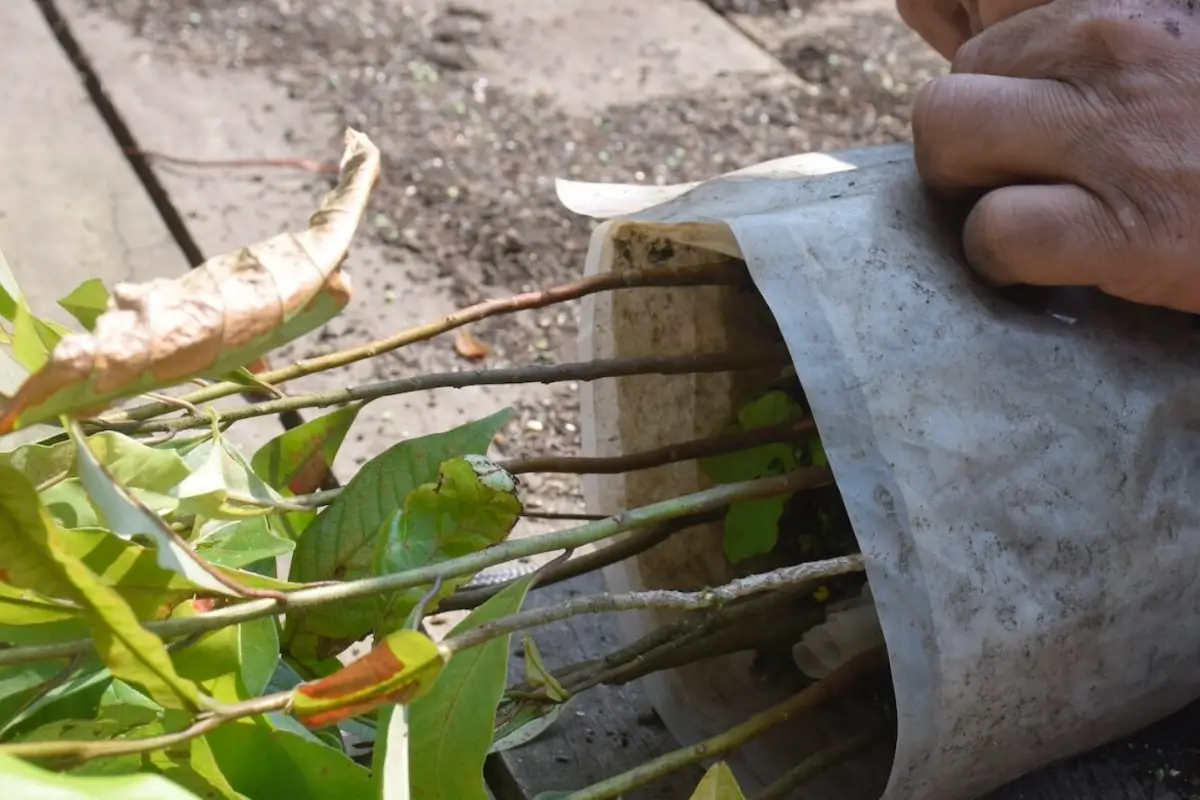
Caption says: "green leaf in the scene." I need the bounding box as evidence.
[0,438,73,486]
[722,497,787,563]
[252,403,361,497]
[522,636,568,702]
[739,390,803,430]
[206,718,372,799]
[171,600,279,703]
[11,301,57,372]
[175,434,285,520]
[0,662,112,740]
[194,517,294,569]
[375,707,410,800]
[88,432,191,493]
[146,733,242,800]
[57,527,200,619]
[251,403,363,541]
[285,409,514,651]
[0,751,205,799]
[366,456,522,635]
[0,466,202,710]
[0,246,21,321]
[0,582,85,646]
[34,433,186,531]
[0,662,68,727]
[69,422,237,597]
[490,635,569,753]
[58,278,110,331]
[491,701,565,754]
[701,391,805,564]
[689,762,747,800]
[809,437,828,467]
[408,569,539,800]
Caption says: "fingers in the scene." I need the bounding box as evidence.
[913,74,1084,190]
[896,0,973,59]
[952,2,1077,78]
[963,184,1125,289]
[974,0,1053,31]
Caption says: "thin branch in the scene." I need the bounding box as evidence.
[0,691,292,764]
[562,649,888,800]
[442,554,864,655]
[97,350,791,435]
[0,655,83,733]
[276,486,603,522]
[128,149,339,175]
[500,420,815,476]
[570,598,827,693]
[438,512,721,611]
[102,262,749,424]
[753,728,885,800]
[0,470,830,668]
[547,580,811,690]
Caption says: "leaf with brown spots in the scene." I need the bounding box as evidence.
[0,128,381,434]
[291,629,446,729]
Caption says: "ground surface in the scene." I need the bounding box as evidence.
[7,0,1200,796]
[79,0,936,482]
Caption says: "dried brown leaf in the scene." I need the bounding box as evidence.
[0,128,382,434]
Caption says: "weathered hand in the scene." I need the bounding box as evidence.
[896,0,1047,58]
[912,0,1200,314]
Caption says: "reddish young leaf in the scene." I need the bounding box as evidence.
[291,629,447,730]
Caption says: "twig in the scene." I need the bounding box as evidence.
[0,470,829,667]
[442,554,863,655]
[128,149,338,175]
[522,510,606,521]
[101,262,749,424]
[96,350,792,435]
[506,574,837,696]
[753,728,884,800]
[563,649,888,800]
[0,655,84,734]
[500,420,815,475]
[567,595,827,694]
[0,691,292,763]
[438,512,721,611]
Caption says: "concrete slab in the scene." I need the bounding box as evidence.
[457,0,793,113]
[0,0,187,328]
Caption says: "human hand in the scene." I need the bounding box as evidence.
[911,0,1200,314]
[896,0,1046,58]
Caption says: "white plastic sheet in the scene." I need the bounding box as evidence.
[560,145,1200,799]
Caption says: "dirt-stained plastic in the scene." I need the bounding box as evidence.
[561,146,1200,799]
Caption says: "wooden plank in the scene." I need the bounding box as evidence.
[485,570,704,799]
[0,0,188,328]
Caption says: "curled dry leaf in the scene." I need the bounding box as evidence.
[0,128,382,434]
[453,328,491,361]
